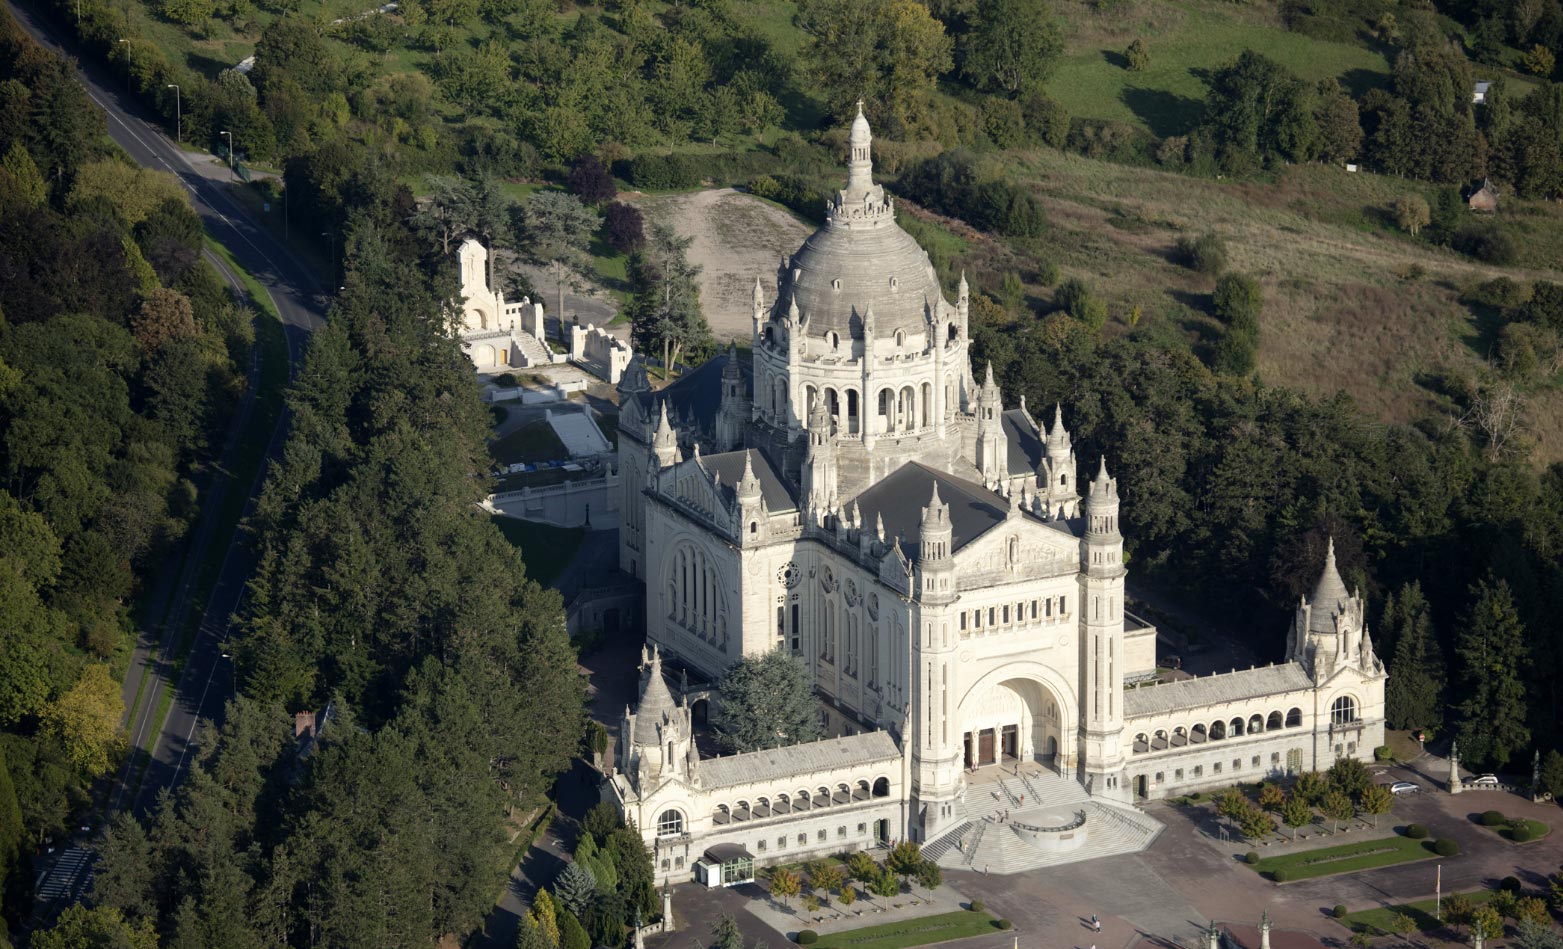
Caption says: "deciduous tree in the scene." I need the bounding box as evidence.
[960,0,1062,97]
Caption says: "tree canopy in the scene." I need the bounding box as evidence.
[717,648,825,753]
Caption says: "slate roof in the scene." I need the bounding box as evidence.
[1122,663,1314,719]
[632,350,753,437]
[699,731,901,790]
[1308,540,1349,634]
[1003,408,1045,474]
[633,663,679,745]
[700,448,797,513]
[852,463,1010,554]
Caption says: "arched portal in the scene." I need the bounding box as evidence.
[957,676,1066,771]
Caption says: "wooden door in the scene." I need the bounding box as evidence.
[979,729,995,766]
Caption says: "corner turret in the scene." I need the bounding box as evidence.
[975,363,1008,489]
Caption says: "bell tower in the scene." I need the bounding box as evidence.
[1080,457,1128,800]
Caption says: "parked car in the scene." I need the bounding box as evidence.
[1390,781,1420,795]
[1471,774,1500,787]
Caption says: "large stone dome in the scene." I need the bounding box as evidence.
[784,220,946,341]
[777,103,950,342]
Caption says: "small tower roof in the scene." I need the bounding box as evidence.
[1095,455,1110,483]
[1309,537,1351,634]
[633,647,678,746]
[849,99,871,146]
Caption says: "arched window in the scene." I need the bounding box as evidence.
[1285,707,1303,728]
[657,809,684,836]
[894,329,906,347]
[1210,720,1227,740]
[816,786,831,807]
[1267,711,1284,731]
[1173,726,1187,746]
[1249,714,1265,734]
[1330,696,1357,725]
[872,777,890,797]
[1230,717,1244,737]
[1133,733,1149,753]
[1154,730,1168,749]
[1191,724,1207,743]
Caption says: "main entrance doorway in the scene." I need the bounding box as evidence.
[959,676,1066,772]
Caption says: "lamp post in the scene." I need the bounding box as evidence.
[219,130,234,181]
[165,84,180,143]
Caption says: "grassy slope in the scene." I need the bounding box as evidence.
[489,516,584,588]
[950,148,1563,460]
[1050,0,1392,137]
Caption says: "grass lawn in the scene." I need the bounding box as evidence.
[489,420,567,466]
[1339,889,1495,935]
[489,516,583,587]
[1493,818,1550,843]
[810,911,1008,949]
[1049,0,1391,137]
[1253,835,1440,881]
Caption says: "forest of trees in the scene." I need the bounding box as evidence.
[0,8,255,944]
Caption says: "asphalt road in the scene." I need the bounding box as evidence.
[7,0,327,894]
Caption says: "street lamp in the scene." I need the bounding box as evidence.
[219,130,234,181]
[165,84,180,143]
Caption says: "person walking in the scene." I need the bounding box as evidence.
[1091,914,1100,932]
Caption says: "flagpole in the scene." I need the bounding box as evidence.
[1436,863,1442,921]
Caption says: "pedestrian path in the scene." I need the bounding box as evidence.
[930,766,1163,874]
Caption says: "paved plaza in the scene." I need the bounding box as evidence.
[648,752,1563,949]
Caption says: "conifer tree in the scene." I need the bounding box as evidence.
[554,862,597,918]
[716,647,824,753]
[1383,582,1445,732]
[1455,576,1531,768]
[530,889,560,948]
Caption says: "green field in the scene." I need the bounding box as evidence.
[1339,889,1495,935]
[1050,0,1392,137]
[1253,835,1439,881]
[489,516,584,588]
[810,911,1008,949]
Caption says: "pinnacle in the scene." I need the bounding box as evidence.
[984,361,996,387]
[1096,455,1110,481]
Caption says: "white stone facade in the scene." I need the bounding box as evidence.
[452,239,553,372]
[608,109,1386,881]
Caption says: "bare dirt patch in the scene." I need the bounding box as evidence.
[639,189,815,342]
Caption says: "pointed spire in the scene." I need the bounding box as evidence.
[752,276,764,305]
[656,400,672,433]
[1051,403,1064,436]
[876,512,886,543]
[1096,455,1109,482]
[958,270,969,297]
[984,361,996,388]
[1308,536,1350,633]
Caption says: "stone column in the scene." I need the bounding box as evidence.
[1205,920,1222,949]
[662,887,674,931]
[1449,741,1463,795]
[1260,911,1271,949]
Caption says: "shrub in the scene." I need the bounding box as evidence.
[1511,825,1534,843]
[795,930,818,945]
[1453,223,1518,265]
[997,919,1013,930]
[1212,329,1258,376]
[1213,272,1263,334]
[969,900,985,913]
[1245,852,1260,865]
[981,97,1026,149]
[1176,232,1228,274]
[1502,876,1522,892]
[1334,905,1349,919]
[1020,91,1070,149]
[1481,810,1507,827]
[1272,868,1291,882]
[1374,745,1394,762]
[1404,823,1428,839]
[1125,38,1150,71]
[1036,259,1060,287]
[1432,838,1460,856]
[604,202,645,255]
[628,153,702,191]
[567,154,617,205]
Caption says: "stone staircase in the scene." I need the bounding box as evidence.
[514,330,553,367]
[933,766,1163,874]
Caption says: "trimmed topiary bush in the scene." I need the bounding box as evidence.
[997,919,1014,931]
[795,930,818,945]
[1511,825,1535,843]
[1374,745,1394,761]
[1334,905,1349,919]
[1481,810,1507,827]
[1404,823,1429,839]
[1245,852,1260,865]
[1502,876,1522,892]
[1272,868,1291,883]
[969,900,985,913]
[1433,838,1460,856]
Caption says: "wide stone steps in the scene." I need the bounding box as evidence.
[515,330,552,367]
[934,767,1163,874]
[921,820,972,864]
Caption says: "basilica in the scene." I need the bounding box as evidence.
[606,107,1386,884]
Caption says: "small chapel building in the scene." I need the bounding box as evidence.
[606,107,1386,883]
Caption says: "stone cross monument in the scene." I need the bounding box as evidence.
[1205,919,1222,949]
[1449,740,1463,795]
[1260,911,1271,949]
